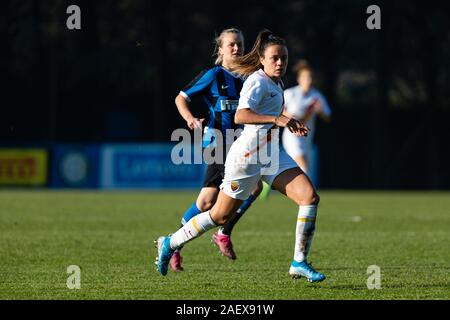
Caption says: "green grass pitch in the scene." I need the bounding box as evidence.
[0,190,449,300]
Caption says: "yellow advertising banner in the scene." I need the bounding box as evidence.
[0,149,48,185]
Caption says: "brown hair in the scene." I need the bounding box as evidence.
[213,28,244,65]
[293,59,312,76]
[232,29,286,78]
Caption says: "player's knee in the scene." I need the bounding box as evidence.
[197,201,214,212]
[311,192,320,205]
[296,188,320,206]
[301,191,320,206]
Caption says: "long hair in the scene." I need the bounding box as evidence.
[232,29,286,78]
[213,28,244,65]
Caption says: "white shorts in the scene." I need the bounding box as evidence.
[220,149,299,200]
[282,129,312,158]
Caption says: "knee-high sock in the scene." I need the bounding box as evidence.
[170,211,217,250]
[181,203,202,225]
[221,194,256,236]
[294,205,317,262]
[174,203,202,253]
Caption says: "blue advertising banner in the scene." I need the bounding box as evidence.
[100,144,205,189]
[50,145,100,188]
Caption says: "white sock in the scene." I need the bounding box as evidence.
[294,205,317,262]
[169,211,217,249]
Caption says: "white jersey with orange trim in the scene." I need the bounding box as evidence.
[222,69,296,185]
[237,69,285,135]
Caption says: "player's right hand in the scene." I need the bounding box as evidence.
[186,117,205,130]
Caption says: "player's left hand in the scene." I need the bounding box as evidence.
[285,117,309,137]
[280,111,310,137]
[292,120,310,137]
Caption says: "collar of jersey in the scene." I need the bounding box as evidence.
[257,69,284,92]
[219,65,241,79]
[295,85,315,97]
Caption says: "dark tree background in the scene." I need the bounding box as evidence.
[1,0,450,189]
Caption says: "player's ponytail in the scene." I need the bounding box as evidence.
[232,29,286,78]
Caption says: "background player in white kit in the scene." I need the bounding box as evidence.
[282,60,332,173]
[155,30,326,283]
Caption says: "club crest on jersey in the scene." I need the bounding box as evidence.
[230,181,240,192]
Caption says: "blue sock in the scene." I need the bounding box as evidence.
[236,194,256,215]
[181,203,202,225]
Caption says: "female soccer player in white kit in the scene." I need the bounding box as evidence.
[170,28,263,272]
[282,60,331,173]
[155,30,326,283]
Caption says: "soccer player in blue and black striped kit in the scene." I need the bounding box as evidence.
[169,28,262,272]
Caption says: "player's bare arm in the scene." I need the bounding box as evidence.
[235,108,308,136]
[175,94,205,130]
[234,108,277,125]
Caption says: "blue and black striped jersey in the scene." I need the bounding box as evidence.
[179,65,244,148]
